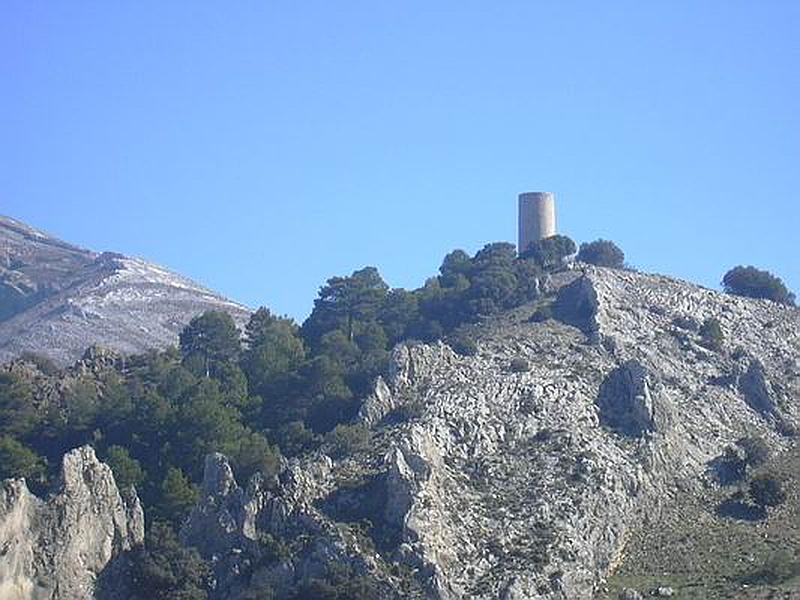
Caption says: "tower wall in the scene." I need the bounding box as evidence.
[518,192,556,254]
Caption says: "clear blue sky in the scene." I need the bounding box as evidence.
[2,2,798,320]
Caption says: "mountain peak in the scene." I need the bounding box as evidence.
[0,215,250,365]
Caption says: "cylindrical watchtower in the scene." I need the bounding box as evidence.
[518,192,556,254]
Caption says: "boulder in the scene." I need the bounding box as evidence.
[597,360,662,437]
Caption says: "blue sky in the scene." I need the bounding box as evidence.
[2,2,798,320]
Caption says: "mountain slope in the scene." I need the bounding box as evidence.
[0,216,250,365]
[182,265,799,599]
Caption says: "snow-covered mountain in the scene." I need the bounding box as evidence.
[0,215,250,365]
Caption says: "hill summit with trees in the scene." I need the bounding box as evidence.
[0,215,798,599]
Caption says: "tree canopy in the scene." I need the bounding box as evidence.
[179,311,242,377]
[520,235,577,270]
[722,266,795,306]
[576,239,625,269]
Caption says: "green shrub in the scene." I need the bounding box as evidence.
[520,235,577,270]
[18,352,61,376]
[744,549,800,585]
[671,315,699,331]
[749,474,786,509]
[274,421,321,457]
[128,522,212,600]
[0,436,46,483]
[257,532,292,562]
[448,334,477,357]
[722,266,795,305]
[231,432,283,480]
[509,357,530,373]
[387,400,426,423]
[699,317,724,351]
[104,445,145,489]
[324,423,370,459]
[158,468,199,524]
[576,239,625,269]
[530,304,554,323]
[737,436,770,468]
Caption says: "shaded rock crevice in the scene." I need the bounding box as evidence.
[553,274,600,337]
[597,360,663,438]
[737,359,779,419]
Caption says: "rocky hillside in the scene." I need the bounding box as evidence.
[1,264,798,599]
[182,265,799,599]
[0,446,144,600]
[0,216,250,365]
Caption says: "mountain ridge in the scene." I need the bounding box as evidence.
[0,215,250,365]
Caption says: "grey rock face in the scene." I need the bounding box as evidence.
[737,359,778,419]
[0,215,250,366]
[358,376,395,427]
[597,360,663,437]
[0,446,144,600]
[553,273,599,335]
[182,453,406,599]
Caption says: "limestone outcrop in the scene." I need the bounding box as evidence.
[182,265,799,599]
[596,360,665,437]
[0,446,144,600]
[181,453,412,599]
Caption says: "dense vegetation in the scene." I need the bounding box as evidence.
[519,234,577,270]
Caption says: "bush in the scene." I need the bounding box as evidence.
[386,399,426,424]
[231,432,283,481]
[129,522,212,600]
[751,549,800,584]
[0,436,46,483]
[749,474,786,509]
[448,334,477,357]
[671,315,699,332]
[324,423,370,459]
[274,421,321,457]
[288,564,382,600]
[530,304,554,323]
[509,357,530,373]
[105,445,145,489]
[18,352,61,376]
[716,436,771,484]
[158,468,199,524]
[520,235,577,270]
[257,532,292,562]
[698,317,724,351]
[576,239,625,269]
[738,436,770,468]
[722,266,795,306]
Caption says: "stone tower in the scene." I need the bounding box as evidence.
[518,192,556,254]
